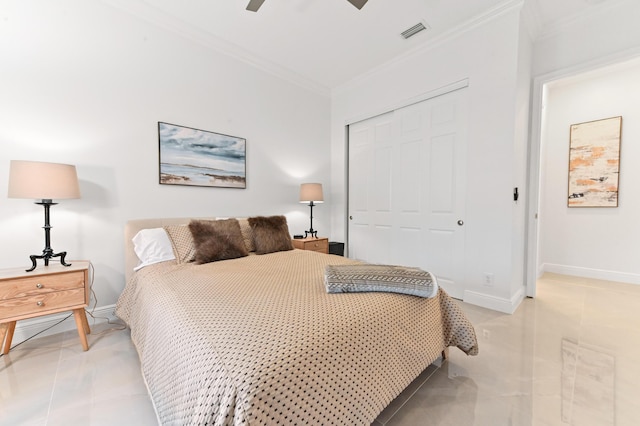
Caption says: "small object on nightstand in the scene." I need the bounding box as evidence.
[0,261,91,355]
[292,237,329,254]
[293,235,304,239]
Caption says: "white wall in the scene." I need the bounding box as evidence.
[331,6,529,313]
[539,59,640,283]
[0,0,331,313]
[533,0,640,77]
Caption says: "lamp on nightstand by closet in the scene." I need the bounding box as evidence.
[299,183,323,238]
[8,160,81,272]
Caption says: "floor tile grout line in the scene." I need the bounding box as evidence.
[44,335,67,425]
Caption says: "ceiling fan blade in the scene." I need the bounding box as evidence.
[346,0,368,9]
[246,0,266,12]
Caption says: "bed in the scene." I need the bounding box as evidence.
[116,216,478,425]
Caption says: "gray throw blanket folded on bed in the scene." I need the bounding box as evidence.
[324,264,438,298]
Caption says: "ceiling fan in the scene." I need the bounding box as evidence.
[246,0,368,12]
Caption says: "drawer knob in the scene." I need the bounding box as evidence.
[36,301,44,307]
[36,283,43,289]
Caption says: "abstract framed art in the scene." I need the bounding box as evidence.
[567,116,622,207]
[158,122,246,189]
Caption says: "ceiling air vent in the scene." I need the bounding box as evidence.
[401,21,429,39]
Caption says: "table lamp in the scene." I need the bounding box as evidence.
[299,183,323,238]
[8,160,81,272]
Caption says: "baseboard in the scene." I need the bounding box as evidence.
[10,304,119,344]
[464,287,525,314]
[542,263,640,285]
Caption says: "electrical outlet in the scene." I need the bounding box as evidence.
[483,273,494,287]
[483,329,490,339]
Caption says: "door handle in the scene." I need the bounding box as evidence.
[457,220,464,226]
[349,216,353,220]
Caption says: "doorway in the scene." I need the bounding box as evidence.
[526,55,640,296]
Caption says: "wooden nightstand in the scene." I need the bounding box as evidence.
[292,237,329,254]
[0,261,91,354]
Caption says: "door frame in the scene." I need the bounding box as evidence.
[525,49,640,297]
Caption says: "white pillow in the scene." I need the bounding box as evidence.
[132,228,176,271]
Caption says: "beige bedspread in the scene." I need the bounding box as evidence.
[116,249,478,425]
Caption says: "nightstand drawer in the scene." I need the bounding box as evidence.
[292,237,329,254]
[304,239,328,253]
[1,288,86,320]
[0,271,85,300]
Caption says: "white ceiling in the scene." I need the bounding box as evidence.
[103,0,622,93]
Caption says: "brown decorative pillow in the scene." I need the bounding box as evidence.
[216,217,255,252]
[248,215,294,255]
[188,219,249,264]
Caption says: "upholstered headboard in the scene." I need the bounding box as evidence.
[124,217,215,283]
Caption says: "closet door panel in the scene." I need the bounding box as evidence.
[348,88,468,299]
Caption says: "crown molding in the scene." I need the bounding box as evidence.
[333,0,524,96]
[100,0,331,97]
[535,0,634,41]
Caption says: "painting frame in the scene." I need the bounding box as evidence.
[158,122,246,189]
[567,116,622,208]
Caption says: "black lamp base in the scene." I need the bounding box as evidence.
[26,199,72,272]
[304,230,318,239]
[304,201,319,239]
[27,251,71,273]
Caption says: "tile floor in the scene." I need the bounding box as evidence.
[2,273,639,425]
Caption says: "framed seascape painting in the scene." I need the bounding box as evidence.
[158,122,246,189]
[567,116,622,207]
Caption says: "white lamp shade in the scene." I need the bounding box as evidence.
[8,160,81,200]
[299,183,324,203]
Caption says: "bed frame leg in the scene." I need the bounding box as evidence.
[441,347,449,361]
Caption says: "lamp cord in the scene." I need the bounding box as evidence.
[85,261,127,334]
[0,314,73,358]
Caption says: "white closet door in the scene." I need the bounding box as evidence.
[348,88,468,299]
[348,111,395,265]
